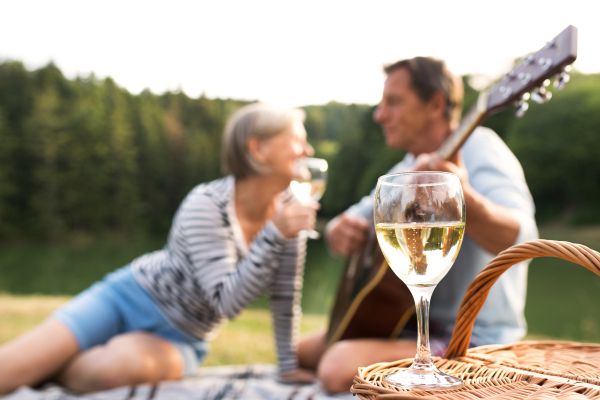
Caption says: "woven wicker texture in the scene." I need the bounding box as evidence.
[351,239,600,399]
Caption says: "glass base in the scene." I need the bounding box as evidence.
[384,362,463,391]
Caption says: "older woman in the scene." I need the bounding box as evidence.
[0,103,318,394]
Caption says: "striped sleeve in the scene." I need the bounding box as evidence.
[179,190,289,320]
[269,236,306,372]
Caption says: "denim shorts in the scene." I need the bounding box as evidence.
[52,266,208,377]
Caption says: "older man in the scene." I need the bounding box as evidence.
[299,57,538,393]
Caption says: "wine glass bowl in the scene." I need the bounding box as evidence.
[290,157,328,239]
[374,171,465,390]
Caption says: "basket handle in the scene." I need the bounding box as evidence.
[444,239,600,359]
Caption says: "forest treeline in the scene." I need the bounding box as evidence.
[1,60,599,242]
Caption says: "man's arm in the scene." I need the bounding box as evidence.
[325,155,414,257]
[461,184,520,254]
[419,152,520,255]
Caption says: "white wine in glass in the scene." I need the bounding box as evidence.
[290,157,328,239]
[374,171,465,391]
[375,222,465,286]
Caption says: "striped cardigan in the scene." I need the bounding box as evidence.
[132,176,305,372]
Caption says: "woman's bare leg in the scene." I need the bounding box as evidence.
[55,331,184,393]
[0,319,79,394]
[317,338,416,394]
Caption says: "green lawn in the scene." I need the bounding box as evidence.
[0,222,599,362]
[524,225,600,342]
[0,294,328,366]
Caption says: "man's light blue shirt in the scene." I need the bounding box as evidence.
[345,127,538,345]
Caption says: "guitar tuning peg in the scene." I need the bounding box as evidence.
[554,71,571,90]
[522,54,534,65]
[531,86,552,104]
[543,39,556,49]
[514,99,529,118]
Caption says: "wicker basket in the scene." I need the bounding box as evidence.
[351,239,600,399]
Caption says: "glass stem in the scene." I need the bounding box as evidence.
[408,285,436,367]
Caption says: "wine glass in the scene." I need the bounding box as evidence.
[374,171,465,390]
[290,157,328,239]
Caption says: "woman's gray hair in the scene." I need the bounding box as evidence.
[222,102,306,179]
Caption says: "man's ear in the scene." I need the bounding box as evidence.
[429,91,447,120]
[247,136,267,163]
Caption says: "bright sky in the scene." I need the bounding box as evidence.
[1,0,598,107]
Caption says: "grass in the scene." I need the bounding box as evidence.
[0,237,166,295]
[524,225,600,342]
[0,294,328,366]
[0,294,71,344]
[0,222,599,364]
[0,293,576,367]
[204,311,327,366]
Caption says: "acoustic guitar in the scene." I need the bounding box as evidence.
[326,25,578,346]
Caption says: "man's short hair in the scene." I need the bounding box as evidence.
[222,102,306,179]
[384,57,463,126]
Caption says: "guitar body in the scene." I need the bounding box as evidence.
[325,25,578,347]
[326,233,415,346]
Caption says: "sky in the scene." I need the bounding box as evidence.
[1,0,598,107]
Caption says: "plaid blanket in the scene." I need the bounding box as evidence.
[1,364,354,400]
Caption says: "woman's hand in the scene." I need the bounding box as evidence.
[272,202,319,238]
[278,368,317,384]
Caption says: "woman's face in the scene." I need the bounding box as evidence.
[253,120,314,181]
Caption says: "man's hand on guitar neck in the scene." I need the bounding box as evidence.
[414,150,520,255]
[325,213,370,257]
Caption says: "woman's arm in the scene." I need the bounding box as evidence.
[180,191,289,319]
[269,237,305,373]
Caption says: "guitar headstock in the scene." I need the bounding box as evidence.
[485,25,578,117]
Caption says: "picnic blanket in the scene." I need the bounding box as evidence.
[0,364,354,400]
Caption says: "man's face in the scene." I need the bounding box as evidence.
[373,68,436,153]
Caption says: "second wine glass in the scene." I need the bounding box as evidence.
[290,157,328,239]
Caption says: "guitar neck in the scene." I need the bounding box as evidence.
[437,91,489,161]
[437,25,577,161]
